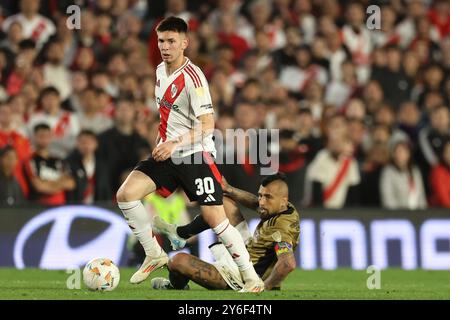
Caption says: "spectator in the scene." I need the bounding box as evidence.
[341,1,372,83]
[279,45,328,98]
[360,142,390,207]
[0,21,24,55]
[418,105,450,183]
[62,70,89,113]
[304,115,361,208]
[23,123,75,206]
[396,101,424,144]
[65,130,111,204]
[216,12,250,65]
[429,139,450,208]
[42,40,72,100]
[380,140,427,209]
[278,108,323,205]
[323,29,348,82]
[325,60,361,111]
[98,97,150,194]
[51,15,77,67]
[0,101,31,193]
[0,146,26,206]
[6,40,37,96]
[417,64,445,108]
[27,86,80,158]
[301,80,326,123]
[371,5,400,48]
[77,87,113,135]
[272,26,302,73]
[371,45,412,107]
[2,0,56,49]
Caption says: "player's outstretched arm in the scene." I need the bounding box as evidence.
[152,114,215,161]
[222,176,259,210]
[175,113,215,147]
[264,248,297,290]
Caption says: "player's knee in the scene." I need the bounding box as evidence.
[168,253,189,272]
[116,186,138,203]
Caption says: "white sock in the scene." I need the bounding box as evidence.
[235,221,252,244]
[118,200,161,257]
[213,218,259,282]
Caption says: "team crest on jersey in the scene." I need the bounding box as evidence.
[170,84,178,98]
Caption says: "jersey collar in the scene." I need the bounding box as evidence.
[165,57,190,77]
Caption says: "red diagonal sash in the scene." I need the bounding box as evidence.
[54,112,70,137]
[158,73,185,142]
[323,157,352,202]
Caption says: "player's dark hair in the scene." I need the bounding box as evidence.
[261,172,288,187]
[156,16,188,34]
[33,123,51,133]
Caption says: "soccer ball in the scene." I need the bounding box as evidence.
[83,258,120,291]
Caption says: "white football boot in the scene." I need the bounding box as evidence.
[130,250,169,284]
[152,216,187,250]
[239,278,265,293]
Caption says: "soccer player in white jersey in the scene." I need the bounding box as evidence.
[116,16,264,292]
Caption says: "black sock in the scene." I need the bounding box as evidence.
[176,214,210,239]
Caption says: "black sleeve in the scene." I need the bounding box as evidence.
[345,184,361,207]
[312,181,323,207]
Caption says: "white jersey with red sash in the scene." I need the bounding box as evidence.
[155,58,216,158]
[306,149,360,208]
[2,14,56,48]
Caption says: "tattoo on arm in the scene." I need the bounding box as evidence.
[228,186,259,209]
[264,252,296,290]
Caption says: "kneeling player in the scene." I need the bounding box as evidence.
[152,173,300,291]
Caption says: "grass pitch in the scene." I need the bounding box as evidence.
[0,268,449,300]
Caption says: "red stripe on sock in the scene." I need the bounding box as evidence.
[216,223,229,236]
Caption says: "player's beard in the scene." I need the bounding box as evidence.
[257,207,271,220]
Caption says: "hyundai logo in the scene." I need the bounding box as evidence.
[14,206,131,270]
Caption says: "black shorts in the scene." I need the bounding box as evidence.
[134,151,223,205]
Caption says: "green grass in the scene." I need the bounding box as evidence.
[0,268,449,300]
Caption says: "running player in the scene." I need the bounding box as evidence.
[116,16,264,292]
[152,173,300,291]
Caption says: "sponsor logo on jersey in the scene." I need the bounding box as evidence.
[156,97,181,113]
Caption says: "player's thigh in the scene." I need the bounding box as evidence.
[175,153,225,226]
[116,170,157,202]
[223,197,245,226]
[169,253,229,290]
[200,205,227,228]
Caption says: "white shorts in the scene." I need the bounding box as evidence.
[210,243,244,291]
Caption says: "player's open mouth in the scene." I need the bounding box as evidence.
[162,54,170,59]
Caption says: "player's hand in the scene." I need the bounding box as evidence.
[152,139,180,161]
[221,176,233,195]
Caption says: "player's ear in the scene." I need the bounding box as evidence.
[182,37,188,50]
[282,196,288,209]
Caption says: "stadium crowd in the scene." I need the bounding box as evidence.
[0,0,448,209]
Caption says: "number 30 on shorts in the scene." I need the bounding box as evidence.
[195,177,215,195]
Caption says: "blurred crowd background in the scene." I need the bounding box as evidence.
[0,0,449,210]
